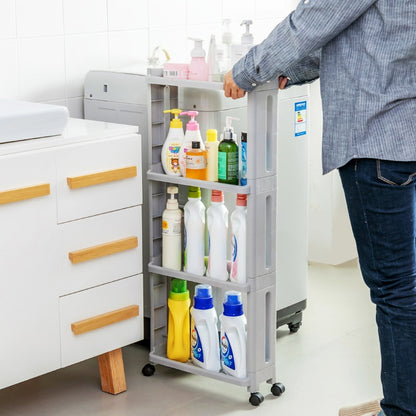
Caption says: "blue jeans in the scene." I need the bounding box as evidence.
[339,159,416,416]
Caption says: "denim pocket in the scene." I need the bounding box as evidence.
[376,159,416,186]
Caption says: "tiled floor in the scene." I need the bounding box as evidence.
[0,260,383,415]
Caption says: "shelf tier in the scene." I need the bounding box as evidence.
[149,263,251,293]
[147,76,223,91]
[147,169,250,194]
[149,352,250,387]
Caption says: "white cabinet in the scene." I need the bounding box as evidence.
[0,119,143,391]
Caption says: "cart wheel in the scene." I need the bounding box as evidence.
[141,363,156,377]
[289,322,301,333]
[249,392,264,406]
[271,382,285,397]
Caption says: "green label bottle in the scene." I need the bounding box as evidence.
[218,138,238,184]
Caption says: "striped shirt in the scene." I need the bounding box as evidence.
[232,0,416,174]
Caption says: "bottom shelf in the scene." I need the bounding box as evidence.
[149,352,250,387]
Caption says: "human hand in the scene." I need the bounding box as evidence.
[279,76,288,89]
[223,70,246,100]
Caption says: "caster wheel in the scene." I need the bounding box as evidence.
[271,382,285,397]
[141,363,155,377]
[289,322,301,333]
[249,392,264,406]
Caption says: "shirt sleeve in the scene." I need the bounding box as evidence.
[233,0,378,91]
[284,49,321,87]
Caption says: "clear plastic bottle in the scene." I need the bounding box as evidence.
[219,291,247,378]
[206,190,229,281]
[190,284,221,372]
[167,279,191,362]
[162,186,182,270]
[183,186,206,275]
[179,111,205,177]
[186,141,207,180]
[230,194,247,283]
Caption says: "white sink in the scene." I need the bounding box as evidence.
[0,99,69,144]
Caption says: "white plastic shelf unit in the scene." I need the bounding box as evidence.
[143,76,283,405]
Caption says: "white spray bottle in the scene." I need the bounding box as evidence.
[179,111,205,177]
[161,109,184,176]
[190,284,221,372]
[162,186,182,270]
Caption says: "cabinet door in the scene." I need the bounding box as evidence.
[0,151,60,389]
[56,134,142,223]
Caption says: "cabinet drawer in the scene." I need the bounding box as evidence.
[60,275,143,367]
[56,134,142,223]
[58,206,142,295]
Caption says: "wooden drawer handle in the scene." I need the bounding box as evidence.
[0,183,50,205]
[67,166,137,189]
[71,304,139,335]
[68,236,138,264]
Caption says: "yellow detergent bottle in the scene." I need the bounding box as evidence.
[167,279,191,362]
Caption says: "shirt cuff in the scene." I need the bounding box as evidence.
[232,53,258,92]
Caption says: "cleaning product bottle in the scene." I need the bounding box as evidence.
[188,38,209,81]
[231,20,254,65]
[162,186,182,270]
[179,111,205,177]
[230,194,247,284]
[240,132,247,186]
[161,109,184,176]
[190,284,221,372]
[218,117,239,185]
[205,129,219,182]
[167,279,191,362]
[186,141,207,180]
[183,186,206,275]
[206,190,229,281]
[220,291,247,378]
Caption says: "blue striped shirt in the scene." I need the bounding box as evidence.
[232,0,416,174]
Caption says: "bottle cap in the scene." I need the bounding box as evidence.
[169,279,189,301]
[206,129,218,142]
[211,190,224,203]
[180,111,199,131]
[191,141,200,149]
[164,109,183,128]
[189,38,206,58]
[236,194,247,206]
[166,186,179,210]
[193,284,213,310]
[223,291,244,316]
[188,186,201,199]
[241,132,247,142]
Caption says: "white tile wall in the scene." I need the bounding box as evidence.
[0,0,298,117]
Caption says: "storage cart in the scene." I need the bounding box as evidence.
[142,77,284,406]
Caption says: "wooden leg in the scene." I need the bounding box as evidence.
[98,348,127,394]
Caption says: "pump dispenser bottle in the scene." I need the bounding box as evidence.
[189,38,209,81]
[183,186,206,275]
[161,109,184,176]
[218,117,239,185]
[231,20,254,65]
[167,279,191,362]
[162,186,182,270]
[220,291,247,378]
[179,111,205,177]
[190,284,221,372]
[206,190,229,281]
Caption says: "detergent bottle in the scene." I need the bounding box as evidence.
[179,111,205,177]
[183,186,206,275]
[190,284,221,372]
[206,190,229,281]
[218,117,239,185]
[167,279,191,362]
[230,194,247,283]
[162,186,182,270]
[219,291,247,378]
[161,109,184,176]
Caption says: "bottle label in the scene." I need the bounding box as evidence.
[191,324,204,363]
[241,143,247,180]
[231,235,238,279]
[186,154,207,169]
[218,151,238,181]
[162,217,181,235]
[221,333,235,370]
[165,143,181,174]
[183,227,187,269]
